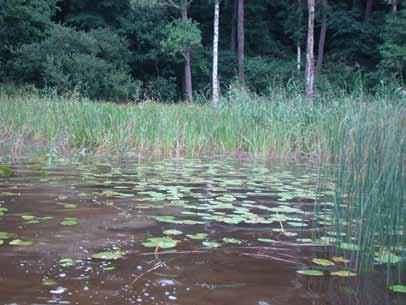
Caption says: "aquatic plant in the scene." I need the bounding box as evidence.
[315,104,405,285]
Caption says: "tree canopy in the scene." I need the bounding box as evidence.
[0,0,405,101]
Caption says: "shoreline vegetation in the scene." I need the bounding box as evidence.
[0,86,404,160]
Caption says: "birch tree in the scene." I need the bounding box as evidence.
[305,0,315,102]
[212,0,220,108]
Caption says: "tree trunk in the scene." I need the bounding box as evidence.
[182,8,193,103]
[364,0,373,20]
[392,0,398,14]
[230,0,237,52]
[316,0,328,76]
[305,0,315,103]
[237,0,245,85]
[212,0,220,108]
[297,44,302,72]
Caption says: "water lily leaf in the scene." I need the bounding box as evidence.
[388,285,406,293]
[9,239,33,246]
[296,270,324,276]
[258,238,276,243]
[103,266,116,271]
[61,217,77,226]
[332,256,350,264]
[0,231,15,239]
[21,215,35,221]
[202,241,222,248]
[296,238,313,243]
[222,238,242,244]
[187,233,208,240]
[330,271,357,277]
[63,204,78,209]
[59,258,81,267]
[91,251,125,260]
[142,237,178,249]
[312,258,335,267]
[375,252,402,264]
[0,192,18,196]
[0,166,12,177]
[163,229,183,236]
[42,278,58,286]
[0,240,3,246]
[338,242,360,251]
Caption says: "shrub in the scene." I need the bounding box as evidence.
[12,25,141,101]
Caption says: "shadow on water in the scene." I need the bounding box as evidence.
[0,157,404,305]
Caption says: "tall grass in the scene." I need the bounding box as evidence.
[1,86,403,160]
[326,104,405,283]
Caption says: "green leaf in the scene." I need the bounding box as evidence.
[142,237,178,249]
[61,217,77,226]
[296,270,324,276]
[388,285,406,293]
[9,239,33,246]
[202,240,222,248]
[0,166,13,177]
[59,258,76,267]
[91,251,125,260]
[257,238,276,243]
[375,252,402,264]
[187,233,208,240]
[338,242,360,251]
[330,270,357,277]
[163,229,183,236]
[222,238,242,244]
[312,258,335,267]
[0,231,15,239]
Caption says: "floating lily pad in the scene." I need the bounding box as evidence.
[0,166,12,177]
[388,285,406,293]
[0,231,15,239]
[338,242,360,251]
[330,271,357,277]
[375,252,402,264]
[163,229,183,236]
[257,238,276,243]
[222,238,242,244]
[142,237,178,249]
[332,256,350,264]
[91,251,125,260]
[103,266,116,271]
[63,204,78,209]
[202,241,222,248]
[187,233,208,240]
[21,215,35,221]
[296,270,324,276]
[59,258,77,267]
[312,258,335,267]
[42,278,58,286]
[9,239,33,246]
[61,217,77,226]
[0,240,3,246]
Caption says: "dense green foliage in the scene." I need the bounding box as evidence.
[1,0,405,100]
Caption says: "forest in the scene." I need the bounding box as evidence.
[0,0,405,102]
[0,1,405,305]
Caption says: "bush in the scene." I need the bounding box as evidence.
[11,25,141,101]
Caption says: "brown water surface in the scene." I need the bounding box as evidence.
[0,157,404,305]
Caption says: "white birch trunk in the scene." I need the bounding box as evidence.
[212,0,220,108]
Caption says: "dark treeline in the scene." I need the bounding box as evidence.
[0,0,405,101]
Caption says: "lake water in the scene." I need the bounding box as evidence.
[0,157,404,305]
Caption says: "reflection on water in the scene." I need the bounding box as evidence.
[0,157,404,305]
